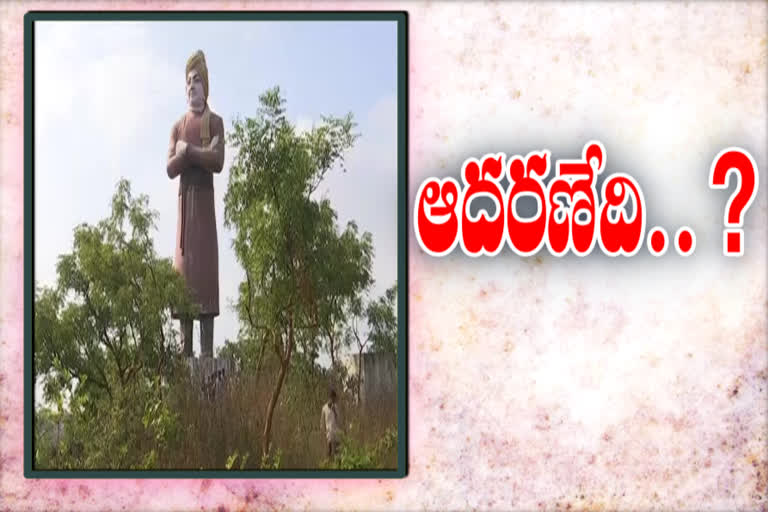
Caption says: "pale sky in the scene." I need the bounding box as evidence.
[34,21,399,359]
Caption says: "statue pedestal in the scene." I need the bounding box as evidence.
[184,356,234,382]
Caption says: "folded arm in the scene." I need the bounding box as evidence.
[166,122,185,179]
[186,115,225,173]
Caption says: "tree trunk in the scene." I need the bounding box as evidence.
[326,325,336,368]
[262,357,288,457]
[357,347,363,405]
[261,321,294,457]
[255,333,267,381]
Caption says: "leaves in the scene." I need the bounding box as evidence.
[223,87,371,367]
[223,87,372,456]
[34,179,195,469]
[259,449,281,470]
[36,179,195,403]
[328,427,397,470]
[225,451,239,470]
[367,282,398,364]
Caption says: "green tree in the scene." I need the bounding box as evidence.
[315,220,374,368]
[224,87,372,456]
[34,179,195,468]
[366,282,398,366]
[345,282,398,403]
[345,297,368,404]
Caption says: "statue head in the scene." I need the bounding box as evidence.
[185,50,209,113]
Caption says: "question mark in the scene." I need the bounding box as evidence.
[708,147,759,257]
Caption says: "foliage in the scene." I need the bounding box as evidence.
[35,347,397,471]
[259,448,282,470]
[342,282,398,401]
[35,179,195,405]
[223,86,372,455]
[35,375,181,470]
[34,179,195,470]
[323,427,398,470]
[366,283,398,365]
[225,450,252,470]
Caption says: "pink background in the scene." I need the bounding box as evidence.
[2,1,767,510]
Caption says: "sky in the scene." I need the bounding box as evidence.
[34,20,399,360]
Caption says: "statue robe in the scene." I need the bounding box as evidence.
[167,108,225,318]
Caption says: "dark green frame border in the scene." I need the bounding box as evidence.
[23,10,408,479]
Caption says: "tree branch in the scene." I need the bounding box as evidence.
[82,287,125,384]
[245,270,259,332]
[70,332,113,401]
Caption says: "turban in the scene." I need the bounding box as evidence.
[186,50,209,101]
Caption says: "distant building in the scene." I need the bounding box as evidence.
[341,351,396,407]
[186,356,234,380]
[185,356,234,401]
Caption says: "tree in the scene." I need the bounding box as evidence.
[345,282,398,404]
[34,179,195,468]
[367,282,398,366]
[224,87,372,456]
[315,220,373,368]
[346,297,368,404]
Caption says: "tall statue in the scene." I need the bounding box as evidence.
[166,50,225,358]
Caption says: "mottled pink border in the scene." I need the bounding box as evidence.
[2,3,411,511]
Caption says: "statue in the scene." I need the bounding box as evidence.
[166,50,225,358]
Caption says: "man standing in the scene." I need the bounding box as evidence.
[166,50,225,358]
[321,389,342,458]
